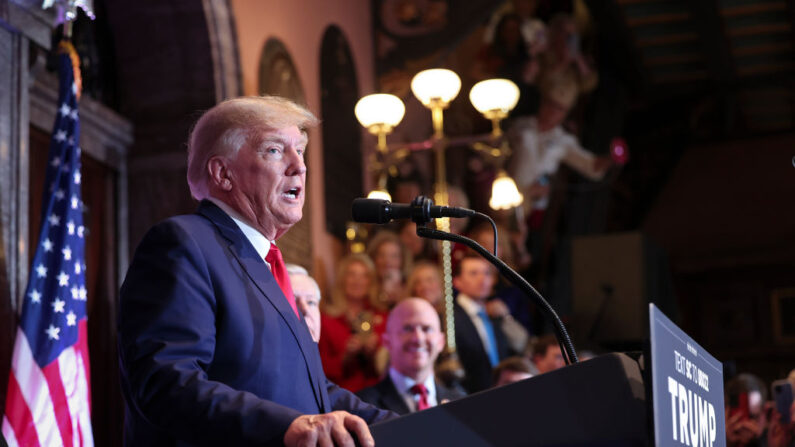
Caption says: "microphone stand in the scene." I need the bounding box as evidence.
[415,224,579,366]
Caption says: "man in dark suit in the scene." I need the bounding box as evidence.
[118,96,394,447]
[357,299,465,414]
[453,254,514,393]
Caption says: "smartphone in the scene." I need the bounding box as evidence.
[772,380,793,424]
[728,391,750,420]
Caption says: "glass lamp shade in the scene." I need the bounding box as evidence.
[469,79,520,117]
[410,69,461,107]
[355,94,406,131]
[367,188,392,202]
[489,171,523,210]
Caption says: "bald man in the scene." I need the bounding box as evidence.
[356,298,466,415]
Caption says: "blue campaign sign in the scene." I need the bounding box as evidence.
[650,304,726,447]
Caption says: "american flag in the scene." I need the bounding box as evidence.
[2,41,94,447]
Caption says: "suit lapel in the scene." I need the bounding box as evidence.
[381,377,411,414]
[197,200,325,410]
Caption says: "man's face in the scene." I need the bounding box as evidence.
[534,345,565,374]
[375,241,403,275]
[538,99,568,131]
[291,274,321,342]
[411,266,443,306]
[383,300,445,380]
[454,258,495,301]
[225,125,307,240]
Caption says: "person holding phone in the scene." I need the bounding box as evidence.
[725,373,769,447]
[767,373,795,447]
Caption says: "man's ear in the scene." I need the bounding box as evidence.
[435,331,446,352]
[207,156,232,191]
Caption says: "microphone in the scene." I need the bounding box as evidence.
[352,196,476,224]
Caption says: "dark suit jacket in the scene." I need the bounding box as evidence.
[356,375,466,415]
[453,301,512,394]
[118,201,394,446]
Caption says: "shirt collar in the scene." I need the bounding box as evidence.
[208,197,272,259]
[457,294,485,317]
[389,367,436,400]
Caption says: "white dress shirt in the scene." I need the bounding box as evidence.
[457,294,498,361]
[208,197,273,266]
[388,367,438,412]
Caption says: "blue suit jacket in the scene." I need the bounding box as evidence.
[118,201,394,446]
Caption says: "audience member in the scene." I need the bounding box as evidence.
[493,356,534,387]
[477,11,542,117]
[399,220,436,262]
[767,368,795,447]
[509,85,611,210]
[725,373,769,447]
[367,231,411,309]
[286,264,322,342]
[406,261,445,314]
[357,298,466,414]
[536,13,597,106]
[453,254,515,393]
[319,254,387,392]
[530,334,565,375]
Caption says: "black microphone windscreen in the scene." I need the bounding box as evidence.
[352,198,389,224]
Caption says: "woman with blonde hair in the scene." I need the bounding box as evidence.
[319,254,387,392]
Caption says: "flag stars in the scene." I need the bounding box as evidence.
[73,172,81,185]
[54,130,67,142]
[29,290,42,303]
[74,261,82,275]
[48,214,61,226]
[77,226,85,238]
[59,103,71,117]
[67,221,76,235]
[42,238,53,252]
[69,109,78,120]
[71,196,79,210]
[61,164,70,173]
[46,324,60,340]
[52,298,65,313]
[66,311,77,327]
[62,246,72,261]
[51,156,62,167]
[36,264,48,278]
[55,189,65,200]
[57,271,69,286]
[71,285,79,299]
[78,286,87,301]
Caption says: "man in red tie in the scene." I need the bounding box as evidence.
[356,298,466,414]
[118,96,395,447]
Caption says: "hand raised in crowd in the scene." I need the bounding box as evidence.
[767,402,795,447]
[486,299,510,319]
[284,411,374,447]
[726,409,766,446]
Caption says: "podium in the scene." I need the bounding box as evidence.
[370,353,650,447]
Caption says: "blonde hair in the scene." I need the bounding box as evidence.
[323,254,381,317]
[186,95,319,200]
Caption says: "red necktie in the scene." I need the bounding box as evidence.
[265,243,299,318]
[409,384,430,411]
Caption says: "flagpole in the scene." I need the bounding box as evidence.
[2,3,94,443]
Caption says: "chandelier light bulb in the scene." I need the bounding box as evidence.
[469,78,520,117]
[367,188,392,202]
[489,170,523,210]
[354,93,406,132]
[410,69,461,108]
